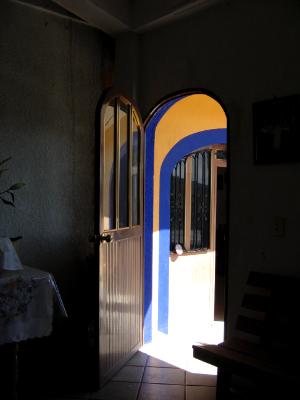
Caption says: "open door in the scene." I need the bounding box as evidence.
[96,91,144,385]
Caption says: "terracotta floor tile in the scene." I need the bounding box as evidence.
[186,385,216,400]
[89,381,139,400]
[186,372,217,386]
[112,366,145,383]
[127,352,148,367]
[138,383,184,400]
[143,367,185,385]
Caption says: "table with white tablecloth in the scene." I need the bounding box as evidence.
[0,266,67,345]
[0,266,67,399]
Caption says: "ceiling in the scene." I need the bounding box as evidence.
[49,0,227,36]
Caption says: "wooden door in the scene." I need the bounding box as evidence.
[97,91,144,385]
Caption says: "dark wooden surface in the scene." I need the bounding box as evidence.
[193,271,300,398]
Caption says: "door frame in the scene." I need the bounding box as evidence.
[143,88,230,343]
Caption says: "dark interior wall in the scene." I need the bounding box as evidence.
[0,0,101,304]
[138,0,300,335]
[0,0,106,390]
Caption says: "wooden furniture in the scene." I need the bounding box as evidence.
[193,271,300,399]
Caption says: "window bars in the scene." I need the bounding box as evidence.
[170,150,211,252]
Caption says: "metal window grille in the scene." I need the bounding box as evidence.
[170,159,186,250]
[190,151,211,250]
[216,150,227,160]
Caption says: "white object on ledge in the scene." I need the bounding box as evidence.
[0,237,23,270]
[175,243,184,256]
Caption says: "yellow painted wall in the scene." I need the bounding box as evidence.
[153,94,226,232]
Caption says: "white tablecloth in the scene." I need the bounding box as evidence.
[0,266,67,345]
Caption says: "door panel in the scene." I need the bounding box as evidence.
[100,235,143,378]
[99,92,144,385]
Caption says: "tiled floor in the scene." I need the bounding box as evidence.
[23,323,222,400]
[35,350,217,400]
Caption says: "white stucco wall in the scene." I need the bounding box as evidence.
[168,251,216,340]
[138,0,300,336]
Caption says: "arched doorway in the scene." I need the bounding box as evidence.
[143,91,228,369]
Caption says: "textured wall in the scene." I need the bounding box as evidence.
[0,0,105,390]
[138,0,300,336]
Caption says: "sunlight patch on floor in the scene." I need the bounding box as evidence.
[140,321,224,374]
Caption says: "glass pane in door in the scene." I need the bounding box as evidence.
[132,113,140,226]
[103,100,116,230]
[119,102,129,228]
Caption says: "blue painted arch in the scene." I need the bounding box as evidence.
[144,92,227,342]
[158,128,227,333]
[144,97,184,343]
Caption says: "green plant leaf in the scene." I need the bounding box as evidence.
[8,182,25,191]
[0,197,15,207]
[0,157,12,166]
